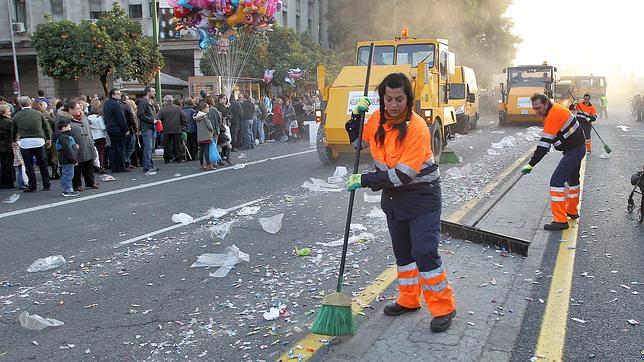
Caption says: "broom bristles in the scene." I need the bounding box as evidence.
[311,304,356,336]
[604,144,612,154]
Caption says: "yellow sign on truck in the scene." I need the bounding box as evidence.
[498,64,557,125]
[315,32,457,164]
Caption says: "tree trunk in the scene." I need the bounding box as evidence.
[100,73,108,97]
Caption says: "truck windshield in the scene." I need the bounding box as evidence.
[396,44,435,67]
[357,46,395,66]
[449,84,465,99]
[508,67,553,86]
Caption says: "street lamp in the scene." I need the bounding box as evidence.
[7,0,21,97]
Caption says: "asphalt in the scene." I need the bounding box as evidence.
[2,113,630,361]
[510,112,644,361]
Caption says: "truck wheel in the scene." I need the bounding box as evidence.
[430,120,443,161]
[316,125,337,165]
[470,113,479,130]
[456,114,470,134]
[499,112,508,126]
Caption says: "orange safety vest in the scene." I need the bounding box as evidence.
[530,102,585,166]
[575,102,597,123]
[361,109,438,186]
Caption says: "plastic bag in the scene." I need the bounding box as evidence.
[191,245,250,278]
[155,120,164,133]
[18,311,64,330]
[27,255,66,273]
[171,213,194,225]
[237,206,261,216]
[210,220,235,239]
[258,213,284,234]
[301,178,342,192]
[363,193,381,203]
[208,139,221,163]
[2,193,19,203]
[333,166,348,177]
[207,208,228,219]
[92,146,100,168]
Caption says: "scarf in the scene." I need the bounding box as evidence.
[384,109,410,125]
[72,113,82,121]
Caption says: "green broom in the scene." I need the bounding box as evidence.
[591,125,612,154]
[311,43,375,336]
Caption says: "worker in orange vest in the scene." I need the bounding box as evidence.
[571,93,598,153]
[522,93,586,230]
[345,73,456,332]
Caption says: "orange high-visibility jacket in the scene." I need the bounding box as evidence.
[529,102,585,167]
[359,110,441,220]
[575,102,597,123]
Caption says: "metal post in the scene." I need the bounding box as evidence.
[7,0,21,97]
[151,0,161,103]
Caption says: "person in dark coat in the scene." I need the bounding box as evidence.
[121,93,138,168]
[136,86,159,175]
[182,98,198,161]
[229,94,243,151]
[58,100,99,191]
[157,95,187,163]
[103,88,129,173]
[0,105,14,188]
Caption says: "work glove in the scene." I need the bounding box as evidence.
[347,174,363,192]
[345,114,361,143]
[352,97,371,114]
[521,164,533,175]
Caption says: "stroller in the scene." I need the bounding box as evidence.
[627,165,644,223]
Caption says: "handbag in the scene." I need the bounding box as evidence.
[155,120,164,133]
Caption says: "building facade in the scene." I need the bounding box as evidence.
[0,0,329,99]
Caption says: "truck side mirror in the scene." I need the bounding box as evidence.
[467,93,476,103]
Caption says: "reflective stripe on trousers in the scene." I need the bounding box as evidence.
[549,145,585,222]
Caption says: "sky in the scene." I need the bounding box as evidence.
[505,0,643,87]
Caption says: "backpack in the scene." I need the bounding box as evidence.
[55,134,76,152]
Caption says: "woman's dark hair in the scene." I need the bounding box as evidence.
[55,100,64,110]
[197,101,209,111]
[374,73,413,147]
[63,99,80,112]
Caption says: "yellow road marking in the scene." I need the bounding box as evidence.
[535,157,587,361]
[279,145,535,361]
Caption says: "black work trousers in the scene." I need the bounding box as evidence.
[163,133,183,162]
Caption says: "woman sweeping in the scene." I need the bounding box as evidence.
[346,73,456,332]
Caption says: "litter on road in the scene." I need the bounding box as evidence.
[191,245,249,278]
[171,213,194,225]
[294,247,311,256]
[365,207,386,218]
[99,174,117,182]
[301,178,342,192]
[571,318,587,324]
[2,194,20,203]
[18,311,64,330]
[363,193,381,203]
[258,213,284,234]
[316,232,375,247]
[237,206,261,216]
[209,220,235,240]
[207,208,228,219]
[27,255,66,273]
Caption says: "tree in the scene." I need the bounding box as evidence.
[32,2,164,96]
[327,0,520,86]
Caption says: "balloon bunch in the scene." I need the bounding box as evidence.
[170,0,282,52]
[263,69,275,83]
[284,68,304,86]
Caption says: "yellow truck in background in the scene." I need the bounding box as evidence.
[553,79,575,108]
[498,64,557,126]
[316,32,457,164]
[559,75,607,105]
[448,65,479,133]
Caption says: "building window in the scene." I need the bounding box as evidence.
[129,4,143,19]
[89,0,103,19]
[90,11,104,20]
[12,0,27,25]
[282,10,288,26]
[296,15,301,32]
[50,0,64,20]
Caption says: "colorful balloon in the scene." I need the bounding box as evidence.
[263,69,274,83]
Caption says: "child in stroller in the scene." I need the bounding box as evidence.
[628,165,644,223]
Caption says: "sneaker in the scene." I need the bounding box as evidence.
[430,310,456,333]
[62,191,80,197]
[144,170,157,176]
[544,221,569,230]
[383,303,421,316]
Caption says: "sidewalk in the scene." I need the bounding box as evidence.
[310,154,562,361]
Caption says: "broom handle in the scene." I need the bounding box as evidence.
[336,43,375,293]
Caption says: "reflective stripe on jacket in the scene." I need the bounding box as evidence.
[529,102,585,166]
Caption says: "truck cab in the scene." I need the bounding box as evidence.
[316,32,457,164]
[559,75,607,105]
[448,65,479,133]
[499,64,556,125]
